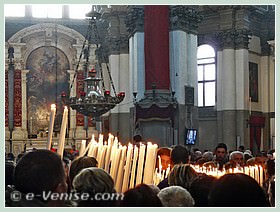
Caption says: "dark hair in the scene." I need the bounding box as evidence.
[5,161,15,187]
[14,150,65,196]
[215,143,227,152]
[189,174,216,206]
[171,145,189,165]
[69,156,98,185]
[119,184,162,207]
[157,147,171,156]
[208,173,270,207]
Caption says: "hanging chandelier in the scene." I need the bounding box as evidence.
[62,7,125,118]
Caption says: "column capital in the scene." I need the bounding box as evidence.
[125,6,144,37]
[169,5,202,34]
[106,34,129,55]
[215,29,252,50]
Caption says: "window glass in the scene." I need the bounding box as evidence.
[205,82,216,106]
[32,5,62,18]
[4,4,25,17]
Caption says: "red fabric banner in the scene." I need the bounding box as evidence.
[76,71,84,126]
[144,5,170,90]
[249,116,265,153]
[14,70,22,127]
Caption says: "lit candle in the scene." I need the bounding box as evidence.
[115,146,127,192]
[104,134,114,172]
[96,134,104,165]
[135,143,146,185]
[122,143,133,192]
[259,165,263,187]
[98,145,108,169]
[79,140,87,156]
[109,137,119,177]
[129,146,139,188]
[143,142,158,184]
[46,104,56,150]
[254,165,259,184]
[111,144,122,182]
[57,106,68,158]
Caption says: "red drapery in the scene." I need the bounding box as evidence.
[14,70,22,127]
[76,71,84,126]
[249,116,265,152]
[144,5,170,90]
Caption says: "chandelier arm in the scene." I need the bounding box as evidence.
[98,59,106,94]
[105,62,117,96]
[69,19,92,95]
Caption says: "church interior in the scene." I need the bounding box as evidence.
[5,5,275,155]
[4,4,276,207]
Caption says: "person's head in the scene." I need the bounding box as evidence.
[170,145,189,166]
[6,152,15,161]
[72,167,116,206]
[229,151,244,166]
[14,150,67,206]
[119,184,162,207]
[189,174,216,206]
[158,186,194,207]
[208,173,270,207]
[5,161,15,187]
[156,147,171,170]
[202,151,213,162]
[255,151,267,166]
[69,156,98,185]
[214,143,227,162]
[168,164,198,191]
[238,145,245,152]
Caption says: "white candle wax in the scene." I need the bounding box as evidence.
[46,104,56,150]
[57,106,68,158]
[122,143,133,192]
[129,146,139,188]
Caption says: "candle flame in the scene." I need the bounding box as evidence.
[64,106,68,111]
[51,104,56,110]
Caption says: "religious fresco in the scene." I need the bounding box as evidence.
[249,62,258,102]
[26,46,70,135]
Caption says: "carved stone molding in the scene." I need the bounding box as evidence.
[106,34,129,55]
[215,29,252,50]
[169,5,202,34]
[125,6,144,37]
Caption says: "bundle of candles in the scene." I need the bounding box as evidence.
[79,134,158,192]
[190,164,264,186]
[47,105,266,192]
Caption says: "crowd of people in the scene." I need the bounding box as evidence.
[5,142,275,207]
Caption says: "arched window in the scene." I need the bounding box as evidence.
[197,44,216,107]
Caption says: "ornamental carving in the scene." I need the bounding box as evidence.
[125,6,144,36]
[169,5,203,34]
[215,29,252,50]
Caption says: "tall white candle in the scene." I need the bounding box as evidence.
[135,143,146,185]
[111,144,122,182]
[122,143,133,192]
[129,146,139,188]
[143,142,158,184]
[79,140,87,156]
[259,165,263,187]
[46,104,56,150]
[104,134,114,172]
[115,146,127,192]
[57,106,68,158]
